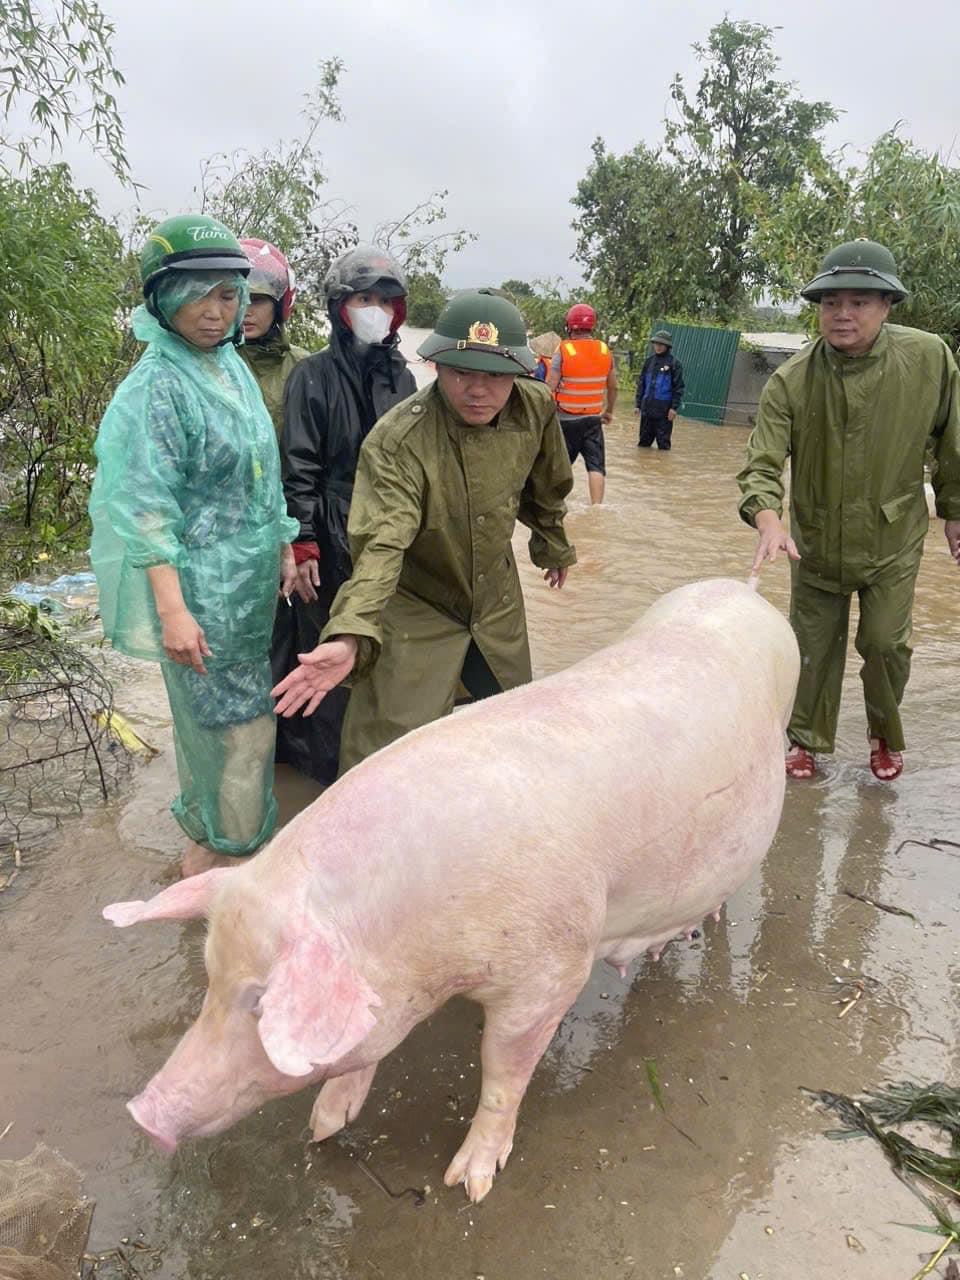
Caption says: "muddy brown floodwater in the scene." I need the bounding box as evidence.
[2,412,960,1280]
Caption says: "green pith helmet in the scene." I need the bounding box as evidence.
[651,330,673,346]
[418,289,536,374]
[140,214,250,299]
[800,238,908,303]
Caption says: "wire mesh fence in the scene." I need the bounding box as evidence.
[0,616,133,853]
[0,1144,94,1280]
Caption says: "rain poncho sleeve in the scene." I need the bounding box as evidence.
[281,359,328,545]
[929,343,960,521]
[518,415,579,569]
[101,366,191,567]
[318,438,425,674]
[89,306,298,663]
[736,371,792,526]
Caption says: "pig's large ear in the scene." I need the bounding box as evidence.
[257,928,381,1078]
[103,869,231,927]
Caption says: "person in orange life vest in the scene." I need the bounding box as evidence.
[546,303,617,504]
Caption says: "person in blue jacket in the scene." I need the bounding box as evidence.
[636,330,685,450]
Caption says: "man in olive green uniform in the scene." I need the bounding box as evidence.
[738,239,960,781]
[272,289,576,771]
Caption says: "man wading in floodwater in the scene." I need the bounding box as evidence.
[546,303,617,504]
[738,238,960,783]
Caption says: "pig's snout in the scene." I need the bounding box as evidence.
[128,1093,179,1155]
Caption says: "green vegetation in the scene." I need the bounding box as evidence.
[664,19,837,319]
[0,164,135,568]
[501,279,585,338]
[196,57,351,351]
[405,272,449,329]
[0,0,130,182]
[571,18,960,352]
[197,59,473,350]
[2,7,959,573]
[572,20,836,335]
[0,15,473,570]
[757,128,960,349]
[808,1081,960,1276]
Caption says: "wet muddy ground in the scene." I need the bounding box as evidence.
[2,412,959,1279]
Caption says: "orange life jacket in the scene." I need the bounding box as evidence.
[555,338,612,416]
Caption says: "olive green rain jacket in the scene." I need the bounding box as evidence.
[238,330,309,436]
[738,324,960,591]
[320,377,577,767]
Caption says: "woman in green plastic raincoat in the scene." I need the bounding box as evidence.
[89,215,299,877]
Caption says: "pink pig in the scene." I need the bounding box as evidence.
[104,579,798,1202]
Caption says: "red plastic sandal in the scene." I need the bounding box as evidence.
[869,739,903,781]
[785,744,816,779]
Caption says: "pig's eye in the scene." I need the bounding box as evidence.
[236,983,265,1017]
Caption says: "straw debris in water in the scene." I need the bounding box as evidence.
[804,1081,960,1277]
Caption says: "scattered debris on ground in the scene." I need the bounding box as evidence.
[804,1081,960,1279]
[842,886,919,923]
[0,597,136,852]
[0,1144,94,1280]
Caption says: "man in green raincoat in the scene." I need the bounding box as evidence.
[737,239,960,782]
[272,289,577,771]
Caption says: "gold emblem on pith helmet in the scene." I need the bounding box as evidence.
[467,320,499,345]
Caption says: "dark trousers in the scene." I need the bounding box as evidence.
[638,410,673,450]
[460,640,502,700]
[271,592,346,784]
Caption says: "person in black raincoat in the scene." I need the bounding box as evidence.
[276,245,416,782]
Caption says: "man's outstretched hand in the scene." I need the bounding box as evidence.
[752,509,800,574]
[272,636,358,717]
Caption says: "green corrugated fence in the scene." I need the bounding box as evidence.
[647,320,742,426]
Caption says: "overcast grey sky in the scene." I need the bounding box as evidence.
[58,0,958,289]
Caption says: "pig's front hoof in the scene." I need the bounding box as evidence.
[444,1127,515,1202]
[464,1172,494,1203]
[310,1067,377,1142]
[309,1092,349,1142]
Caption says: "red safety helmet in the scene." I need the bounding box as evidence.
[565,303,596,332]
[239,238,297,323]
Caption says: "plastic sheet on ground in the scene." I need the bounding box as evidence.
[7,575,98,616]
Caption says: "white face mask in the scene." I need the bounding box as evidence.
[349,305,392,345]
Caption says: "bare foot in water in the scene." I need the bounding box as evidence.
[180,841,247,879]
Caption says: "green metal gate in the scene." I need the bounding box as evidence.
[649,320,741,426]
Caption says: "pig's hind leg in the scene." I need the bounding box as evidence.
[445,967,591,1203]
[310,1063,378,1142]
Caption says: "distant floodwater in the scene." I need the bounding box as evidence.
[396,326,436,388]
